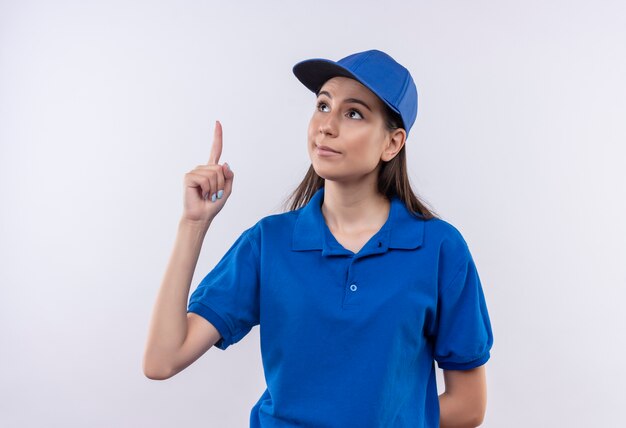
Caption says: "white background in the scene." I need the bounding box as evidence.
[1,0,625,426]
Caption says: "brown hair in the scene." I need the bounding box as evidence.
[282,94,439,220]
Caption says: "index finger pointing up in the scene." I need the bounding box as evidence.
[208,120,223,165]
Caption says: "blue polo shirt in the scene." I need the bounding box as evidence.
[188,186,493,427]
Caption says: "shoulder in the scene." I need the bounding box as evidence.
[242,208,302,244]
[420,217,482,293]
[423,216,472,263]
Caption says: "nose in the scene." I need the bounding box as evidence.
[319,113,338,137]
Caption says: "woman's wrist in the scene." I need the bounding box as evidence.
[178,217,211,234]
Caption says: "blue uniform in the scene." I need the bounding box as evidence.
[188,186,494,427]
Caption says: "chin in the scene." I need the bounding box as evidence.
[311,164,334,181]
[313,162,378,184]
[311,166,348,182]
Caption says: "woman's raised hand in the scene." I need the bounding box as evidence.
[181,120,234,226]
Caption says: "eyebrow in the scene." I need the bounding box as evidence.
[317,90,373,112]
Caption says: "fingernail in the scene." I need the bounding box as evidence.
[211,193,217,202]
[203,192,209,200]
[217,190,223,199]
[224,162,230,171]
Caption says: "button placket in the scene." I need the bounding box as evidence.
[343,259,360,307]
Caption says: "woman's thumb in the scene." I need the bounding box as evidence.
[223,162,234,191]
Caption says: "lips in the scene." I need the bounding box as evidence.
[316,144,340,153]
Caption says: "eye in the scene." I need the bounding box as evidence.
[316,101,330,112]
[347,109,363,120]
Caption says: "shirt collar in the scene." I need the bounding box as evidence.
[292,186,424,254]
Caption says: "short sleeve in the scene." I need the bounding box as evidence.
[433,248,494,370]
[187,226,260,350]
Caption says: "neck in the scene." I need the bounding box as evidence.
[321,179,390,234]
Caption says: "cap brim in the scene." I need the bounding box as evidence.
[293,59,361,95]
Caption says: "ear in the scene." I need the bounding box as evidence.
[381,128,406,162]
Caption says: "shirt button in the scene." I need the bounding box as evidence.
[350,284,358,292]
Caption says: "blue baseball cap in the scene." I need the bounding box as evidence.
[292,49,418,136]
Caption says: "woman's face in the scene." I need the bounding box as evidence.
[307,76,396,184]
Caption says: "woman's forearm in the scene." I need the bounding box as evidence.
[439,392,483,428]
[142,218,210,378]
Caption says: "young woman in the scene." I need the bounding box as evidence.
[143,49,494,428]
